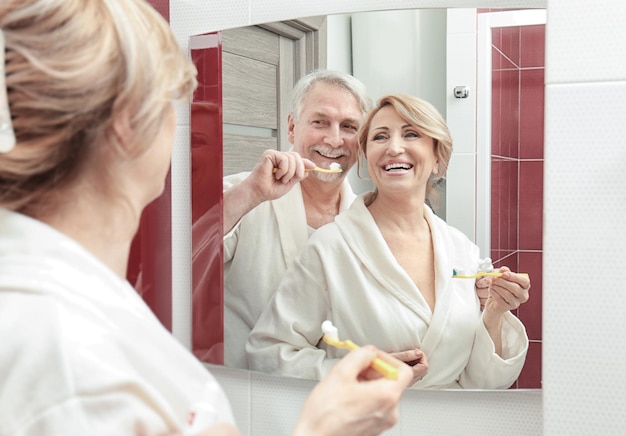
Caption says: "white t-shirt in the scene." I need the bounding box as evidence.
[0,208,235,435]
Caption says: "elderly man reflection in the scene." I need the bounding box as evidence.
[218,70,372,369]
[247,95,531,389]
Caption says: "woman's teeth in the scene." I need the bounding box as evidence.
[384,163,413,171]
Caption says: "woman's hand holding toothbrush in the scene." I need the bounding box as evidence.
[390,348,429,386]
[292,346,413,436]
[480,266,531,357]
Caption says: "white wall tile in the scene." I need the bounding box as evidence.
[170,0,250,48]
[204,364,252,434]
[544,80,626,435]
[398,389,542,435]
[546,0,626,84]
[446,153,477,243]
[171,125,192,346]
[249,0,545,25]
[249,372,314,436]
[446,32,477,155]
[447,7,477,34]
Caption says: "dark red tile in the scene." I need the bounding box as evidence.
[506,160,519,251]
[518,251,542,340]
[499,26,521,67]
[491,158,519,254]
[517,341,542,389]
[492,160,518,253]
[147,0,169,21]
[490,158,504,250]
[491,68,502,156]
[491,158,506,250]
[520,25,546,68]
[491,28,502,54]
[492,46,517,71]
[190,32,225,365]
[129,175,173,331]
[520,69,545,159]
[500,69,520,158]
[519,161,543,250]
[494,252,518,272]
[126,1,174,330]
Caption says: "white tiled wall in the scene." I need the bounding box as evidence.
[445,8,478,243]
[171,0,626,434]
[543,1,626,434]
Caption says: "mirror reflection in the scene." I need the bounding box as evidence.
[190,8,544,389]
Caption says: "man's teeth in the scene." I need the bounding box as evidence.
[384,163,413,171]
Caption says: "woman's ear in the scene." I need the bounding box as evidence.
[432,161,439,175]
[111,109,134,152]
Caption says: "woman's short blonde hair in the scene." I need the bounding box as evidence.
[357,94,453,207]
[0,0,197,213]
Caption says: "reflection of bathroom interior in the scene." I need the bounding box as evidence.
[488,18,544,389]
[130,7,543,385]
[330,9,544,388]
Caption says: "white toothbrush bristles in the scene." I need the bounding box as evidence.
[329,162,342,171]
[321,320,339,340]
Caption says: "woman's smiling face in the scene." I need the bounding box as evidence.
[365,105,439,197]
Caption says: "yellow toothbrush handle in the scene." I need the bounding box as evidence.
[343,340,399,380]
[273,167,342,174]
[452,272,530,279]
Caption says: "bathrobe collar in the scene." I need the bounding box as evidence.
[334,194,460,352]
[271,178,356,269]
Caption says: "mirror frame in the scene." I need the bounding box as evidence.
[178,0,546,391]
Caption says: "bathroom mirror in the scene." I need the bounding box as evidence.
[190,6,544,389]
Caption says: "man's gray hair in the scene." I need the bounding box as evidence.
[290,70,372,121]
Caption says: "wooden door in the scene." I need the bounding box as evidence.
[222,16,327,175]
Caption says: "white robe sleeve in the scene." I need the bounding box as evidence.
[459,311,529,389]
[246,242,341,380]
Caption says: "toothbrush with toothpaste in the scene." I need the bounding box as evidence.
[321,320,399,380]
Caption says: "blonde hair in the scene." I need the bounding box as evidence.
[0,0,197,214]
[357,94,453,207]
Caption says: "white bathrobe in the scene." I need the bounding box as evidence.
[220,172,357,368]
[247,194,528,389]
[0,209,235,435]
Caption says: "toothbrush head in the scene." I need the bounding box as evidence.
[321,320,400,380]
[329,162,342,172]
[321,320,339,341]
[478,257,495,272]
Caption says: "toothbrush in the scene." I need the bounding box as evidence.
[321,320,399,380]
[452,270,529,279]
[452,270,505,279]
[273,162,342,174]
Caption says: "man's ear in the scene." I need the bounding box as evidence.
[287,113,296,145]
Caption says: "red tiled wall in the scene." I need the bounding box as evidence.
[190,33,225,365]
[490,23,545,389]
[127,2,225,362]
[127,0,172,330]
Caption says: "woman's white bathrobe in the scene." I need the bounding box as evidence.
[247,194,528,389]
[217,172,356,369]
[0,209,235,435]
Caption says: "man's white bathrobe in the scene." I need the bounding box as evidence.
[219,172,356,368]
[247,194,529,389]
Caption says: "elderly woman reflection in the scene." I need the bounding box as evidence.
[247,94,530,389]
